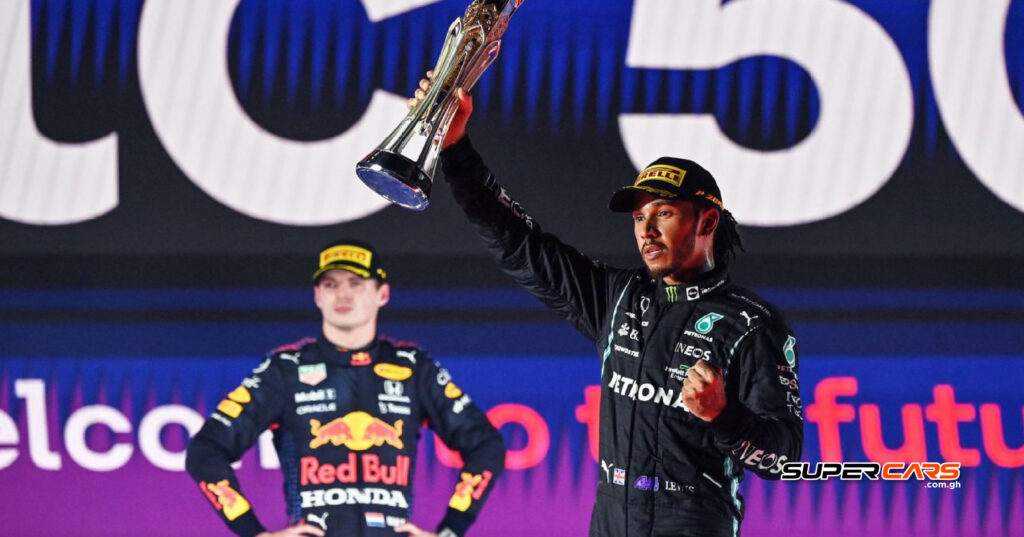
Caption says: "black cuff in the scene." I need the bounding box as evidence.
[708,399,754,443]
[440,135,485,183]
[228,510,266,537]
[438,507,475,537]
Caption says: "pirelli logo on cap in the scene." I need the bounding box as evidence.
[321,245,372,270]
[635,165,686,188]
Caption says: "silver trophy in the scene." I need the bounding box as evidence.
[355,0,524,210]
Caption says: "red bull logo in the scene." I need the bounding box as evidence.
[448,470,493,512]
[310,412,404,450]
[351,352,371,366]
[301,453,411,486]
[199,479,251,521]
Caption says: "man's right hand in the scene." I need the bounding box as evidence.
[255,524,325,537]
[407,71,474,149]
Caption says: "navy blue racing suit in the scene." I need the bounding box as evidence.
[186,335,506,537]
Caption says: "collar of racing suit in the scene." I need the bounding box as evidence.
[315,333,383,365]
[655,265,730,304]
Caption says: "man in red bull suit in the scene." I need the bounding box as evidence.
[186,239,506,537]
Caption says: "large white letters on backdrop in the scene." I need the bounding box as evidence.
[138,0,407,225]
[0,0,118,225]
[620,0,914,226]
[1,0,1022,226]
[930,0,1024,213]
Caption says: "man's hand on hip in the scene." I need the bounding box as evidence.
[255,523,325,537]
[395,522,438,537]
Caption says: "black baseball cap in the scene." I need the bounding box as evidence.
[608,157,724,212]
[312,239,388,283]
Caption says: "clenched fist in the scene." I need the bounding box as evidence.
[682,360,726,422]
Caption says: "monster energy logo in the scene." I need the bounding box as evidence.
[783,336,797,367]
[695,312,724,334]
[665,287,679,302]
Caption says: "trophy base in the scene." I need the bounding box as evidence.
[355,151,433,211]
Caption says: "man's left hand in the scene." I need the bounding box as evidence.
[682,360,726,421]
[394,523,436,537]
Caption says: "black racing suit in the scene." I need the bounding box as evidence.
[441,137,802,537]
[186,335,506,537]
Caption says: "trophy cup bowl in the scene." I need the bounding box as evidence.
[355,0,523,210]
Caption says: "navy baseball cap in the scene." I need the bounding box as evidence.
[608,157,724,212]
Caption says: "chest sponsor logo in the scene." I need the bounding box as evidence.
[599,460,625,486]
[379,402,411,415]
[451,394,472,414]
[279,352,301,364]
[383,381,404,397]
[242,375,261,390]
[740,311,759,326]
[783,335,797,367]
[633,475,659,491]
[199,480,251,521]
[374,363,412,381]
[682,329,714,343]
[216,385,252,419]
[301,453,411,487]
[298,363,327,386]
[436,367,451,386]
[617,323,640,341]
[300,487,409,509]
[624,311,649,327]
[674,343,712,361]
[786,391,803,420]
[297,403,338,416]
[253,357,271,374]
[351,352,372,366]
[395,349,418,363]
[686,286,700,301]
[296,388,337,403]
[309,412,404,450]
[307,512,329,531]
[449,470,493,512]
[613,344,639,358]
[608,371,689,411]
[444,382,463,399]
[694,312,724,334]
[665,364,690,382]
[663,480,696,494]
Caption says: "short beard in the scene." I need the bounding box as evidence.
[646,263,673,280]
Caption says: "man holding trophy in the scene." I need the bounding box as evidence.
[384,1,804,535]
